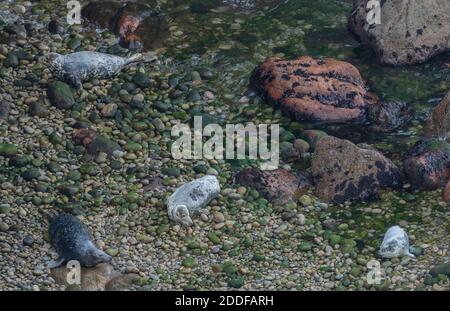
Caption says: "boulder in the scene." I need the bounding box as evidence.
[311,136,403,204]
[50,263,137,291]
[425,92,450,139]
[252,56,379,123]
[403,139,450,190]
[349,0,450,65]
[233,168,311,204]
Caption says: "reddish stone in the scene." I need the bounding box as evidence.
[253,56,379,123]
[73,128,97,147]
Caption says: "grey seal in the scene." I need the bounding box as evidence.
[167,175,221,226]
[48,213,112,268]
[48,51,142,89]
[379,225,415,258]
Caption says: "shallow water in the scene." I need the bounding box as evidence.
[155,0,449,161]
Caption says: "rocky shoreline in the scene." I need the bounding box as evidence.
[0,0,449,291]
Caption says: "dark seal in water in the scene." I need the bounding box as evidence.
[48,213,112,268]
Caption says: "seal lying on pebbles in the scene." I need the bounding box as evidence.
[379,226,415,258]
[167,175,221,226]
[48,51,142,89]
[48,213,112,268]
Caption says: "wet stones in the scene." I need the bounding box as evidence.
[252,56,379,123]
[47,81,75,110]
[233,168,311,204]
[349,0,450,65]
[311,136,403,204]
[403,139,450,190]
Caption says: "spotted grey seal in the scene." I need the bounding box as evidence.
[48,51,142,89]
[167,175,221,226]
[379,225,415,258]
[48,213,112,268]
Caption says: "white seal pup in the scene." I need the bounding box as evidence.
[48,51,143,89]
[48,213,112,268]
[379,225,415,258]
[167,175,221,226]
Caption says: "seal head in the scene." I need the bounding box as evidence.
[169,205,193,226]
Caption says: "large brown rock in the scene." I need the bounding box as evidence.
[349,0,450,65]
[311,136,403,204]
[252,56,379,123]
[425,92,450,140]
[51,263,138,291]
[233,168,311,204]
[403,139,450,190]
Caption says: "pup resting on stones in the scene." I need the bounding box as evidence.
[167,175,221,226]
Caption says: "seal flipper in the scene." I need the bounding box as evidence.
[125,53,143,65]
[47,256,66,269]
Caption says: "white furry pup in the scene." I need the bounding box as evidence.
[167,175,220,226]
[379,225,415,258]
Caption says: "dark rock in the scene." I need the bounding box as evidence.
[113,2,168,51]
[81,1,122,29]
[132,72,150,89]
[9,155,30,168]
[87,136,121,156]
[233,168,311,204]
[29,101,49,117]
[429,262,450,277]
[22,168,41,181]
[59,184,79,197]
[48,19,65,35]
[0,101,11,120]
[47,81,75,109]
[349,0,450,65]
[311,136,403,204]
[367,101,412,132]
[403,139,450,190]
[23,235,34,246]
[3,52,19,68]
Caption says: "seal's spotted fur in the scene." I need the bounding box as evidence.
[48,213,112,268]
[49,51,142,89]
